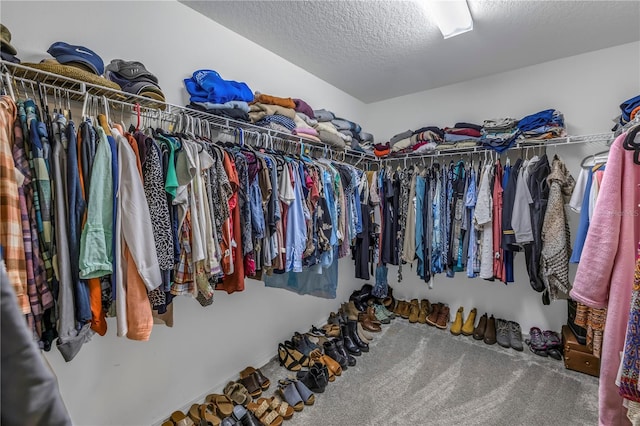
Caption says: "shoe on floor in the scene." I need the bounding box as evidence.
[436,305,450,330]
[509,321,524,351]
[495,319,511,348]
[408,299,420,323]
[483,315,497,345]
[473,313,487,340]
[426,303,442,326]
[461,308,477,336]
[450,307,464,335]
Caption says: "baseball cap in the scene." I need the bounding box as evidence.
[105,59,158,84]
[1,24,17,55]
[47,41,104,75]
[106,70,165,102]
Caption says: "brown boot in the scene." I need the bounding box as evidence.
[345,301,360,321]
[408,299,420,323]
[483,315,497,345]
[365,306,382,326]
[426,303,442,326]
[358,313,382,332]
[449,307,464,335]
[461,308,477,336]
[395,301,411,319]
[436,305,450,330]
[473,313,488,340]
[417,299,430,324]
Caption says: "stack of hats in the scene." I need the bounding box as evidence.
[481,118,521,153]
[184,69,253,122]
[22,41,119,90]
[518,109,566,140]
[440,123,481,150]
[105,59,165,104]
[1,24,20,63]
[615,94,640,130]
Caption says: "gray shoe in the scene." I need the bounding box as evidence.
[495,319,511,348]
[509,321,524,351]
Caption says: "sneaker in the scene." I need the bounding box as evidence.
[508,321,524,351]
[525,327,548,357]
[373,304,391,324]
[495,319,511,348]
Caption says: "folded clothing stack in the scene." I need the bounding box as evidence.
[481,118,521,153]
[105,59,165,103]
[314,121,346,150]
[518,109,566,140]
[411,126,444,154]
[615,94,640,130]
[439,123,481,150]
[1,24,20,63]
[184,69,253,121]
[374,142,390,158]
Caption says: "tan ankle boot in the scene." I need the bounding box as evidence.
[450,307,464,335]
[408,299,420,323]
[461,308,477,336]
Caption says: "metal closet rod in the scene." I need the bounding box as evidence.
[0,60,375,164]
[379,132,615,165]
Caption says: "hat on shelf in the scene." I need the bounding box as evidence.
[105,59,165,104]
[47,41,104,75]
[1,50,20,64]
[105,59,159,84]
[0,24,17,55]
[21,59,121,91]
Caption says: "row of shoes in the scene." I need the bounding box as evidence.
[448,307,524,351]
[525,327,563,360]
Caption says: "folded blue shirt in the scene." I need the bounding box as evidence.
[518,109,555,132]
[185,69,254,104]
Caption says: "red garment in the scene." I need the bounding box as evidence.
[217,152,244,293]
[444,127,482,137]
[492,160,505,282]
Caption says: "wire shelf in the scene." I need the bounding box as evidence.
[0,60,375,163]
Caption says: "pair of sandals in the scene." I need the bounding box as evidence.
[223,382,251,406]
[309,351,342,382]
[246,397,292,426]
[277,378,315,411]
[277,341,313,371]
[238,367,270,399]
[525,327,563,360]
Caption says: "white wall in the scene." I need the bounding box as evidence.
[1,2,368,425]
[364,41,640,335]
[3,1,639,424]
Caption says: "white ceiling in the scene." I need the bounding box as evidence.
[181,1,640,103]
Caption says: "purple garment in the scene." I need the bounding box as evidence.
[293,99,315,119]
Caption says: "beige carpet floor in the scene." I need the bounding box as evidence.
[258,318,599,426]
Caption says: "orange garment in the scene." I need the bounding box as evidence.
[252,94,296,109]
[217,152,244,294]
[374,148,390,157]
[631,105,640,121]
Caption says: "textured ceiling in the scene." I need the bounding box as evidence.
[181,1,640,103]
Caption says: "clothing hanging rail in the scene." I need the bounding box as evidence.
[379,132,614,164]
[0,60,374,165]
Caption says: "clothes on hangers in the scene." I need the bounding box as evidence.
[570,131,640,426]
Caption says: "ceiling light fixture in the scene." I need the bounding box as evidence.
[422,0,474,39]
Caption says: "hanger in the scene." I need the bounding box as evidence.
[622,123,640,165]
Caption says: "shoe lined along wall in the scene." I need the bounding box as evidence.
[1,1,639,425]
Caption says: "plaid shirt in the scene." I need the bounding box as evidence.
[0,96,28,313]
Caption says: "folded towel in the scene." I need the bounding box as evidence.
[390,130,413,145]
[294,99,315,119]
[298,133,322,143]
[331,118,352,131]
[359,132,374,143]
[293,127,319,137]
[296,112,317,127]
[314,109,335,122]
[293,114,314,130]
[252,93,296,109]
[249,102,296,122]
[314,121,340,135]
[318,130,345,149]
